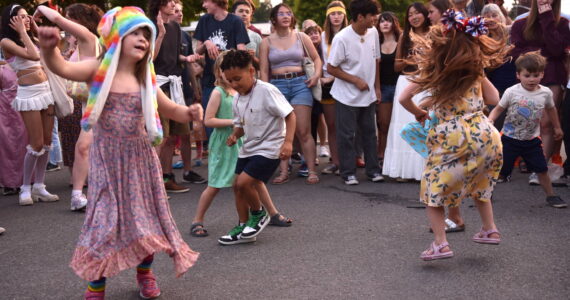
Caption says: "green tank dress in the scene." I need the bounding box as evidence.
[208,86,242,188]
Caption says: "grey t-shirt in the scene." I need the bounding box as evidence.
[232,80,293,159]
[499,83,555,140]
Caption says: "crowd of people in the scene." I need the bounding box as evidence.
[0,0,569,298]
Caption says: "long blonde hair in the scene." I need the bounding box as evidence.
[214,51,232,92]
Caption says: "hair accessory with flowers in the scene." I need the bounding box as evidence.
[440,9,489,38]
[465,16,489,37]
[441,9,466,32]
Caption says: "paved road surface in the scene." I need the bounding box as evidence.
[1,160,569,299]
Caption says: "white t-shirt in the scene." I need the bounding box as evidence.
[328,25,381,107]
[232,80,294,159]
[499,83,555,140]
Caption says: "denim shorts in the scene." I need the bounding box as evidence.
[270,75,313,106]
[380,85,396,103]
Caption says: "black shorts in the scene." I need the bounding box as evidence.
[235,155,281,183]
[500,135,548,176]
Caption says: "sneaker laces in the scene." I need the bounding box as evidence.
[227,225,245,237]
[138,273,159,297]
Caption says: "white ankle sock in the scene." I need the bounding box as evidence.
[72,190,83,197]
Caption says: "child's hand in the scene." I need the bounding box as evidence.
[279,142,293,160]
[37,26,61,50]
[415,109,431,125]
[188,103,203,122]
[553,128,563,141]
[354,77,369,91]
[227,134,237,147]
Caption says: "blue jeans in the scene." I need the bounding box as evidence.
[49,118,62,165]
[270,75,313,106]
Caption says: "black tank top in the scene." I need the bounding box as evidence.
[380,50,399,86]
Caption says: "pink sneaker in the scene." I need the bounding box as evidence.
[84,290,104,299]
[137,272,161,299]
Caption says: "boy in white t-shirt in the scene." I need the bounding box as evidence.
[219,50,296,245]
[327,0,383,185]
[489,51,566,208]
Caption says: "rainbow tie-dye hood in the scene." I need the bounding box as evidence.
[81,6,162,145]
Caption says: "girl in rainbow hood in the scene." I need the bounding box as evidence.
[38,7,200,299]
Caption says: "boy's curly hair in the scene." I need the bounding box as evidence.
[515,51,546,73]
[407,24,510,106]
[220,49,257,71]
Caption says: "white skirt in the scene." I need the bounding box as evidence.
[12,81,54,112]
[382,75,428,180]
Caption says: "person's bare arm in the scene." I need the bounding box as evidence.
[259,38,270,82]
[227,127,244,146]
[157,88,203,123]
[1,17,40,61]
[34,6,97,57]
[394,35,406,73]
[204,89,233,128]
[375,58,381,102]
[153,14,165,60]
[279,111,296,160]
[399,82,429,123]
[481,77,500,105]
[327,63,369,91]
[300,33,322,88]
[546,106,563,140]
[488,105,505,124]
[38,26,98,81]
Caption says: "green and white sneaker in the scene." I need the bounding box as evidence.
[241,209,270,239]
[218,225,256,245]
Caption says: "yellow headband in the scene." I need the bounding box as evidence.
[326,7,346,16]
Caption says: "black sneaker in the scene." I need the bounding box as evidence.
[218,225,256,245]
[46,163,61,172]
[546,196,567,208]
[241,209,270,239]
[3,187,19,196]
[183,170,207,184]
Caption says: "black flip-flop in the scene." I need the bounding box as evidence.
[190,222,209,237]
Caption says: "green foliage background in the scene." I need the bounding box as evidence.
[1,1,417,26]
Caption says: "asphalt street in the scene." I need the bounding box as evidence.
[1,158,569,300]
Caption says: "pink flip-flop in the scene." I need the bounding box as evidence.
[472,227,501,245]
[420,241,454,261]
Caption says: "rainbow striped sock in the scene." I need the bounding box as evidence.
[87,278,106,293]
[137,255,154,274]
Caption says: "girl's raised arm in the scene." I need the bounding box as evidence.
[34,6,98,57]
[38,26,98,82]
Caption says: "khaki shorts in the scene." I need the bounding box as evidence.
[159,85,191,138]
[160,114,191,138]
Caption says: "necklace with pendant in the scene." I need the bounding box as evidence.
[236,80,257,126]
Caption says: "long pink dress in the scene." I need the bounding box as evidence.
[70,92,198,281]
[0,63,27,188]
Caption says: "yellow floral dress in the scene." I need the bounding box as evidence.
[421,82,503,207]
